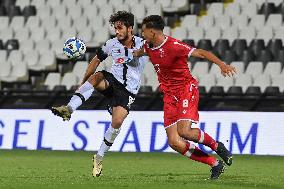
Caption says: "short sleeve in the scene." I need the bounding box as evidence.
[101,39,113,55]
[97,39,113,61]
[174,40,195,58]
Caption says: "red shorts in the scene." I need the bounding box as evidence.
[163,83,199,128]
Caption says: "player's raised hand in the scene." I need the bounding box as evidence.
[133,48,146,57]
[132,49,139,57]
[220,64,236,77]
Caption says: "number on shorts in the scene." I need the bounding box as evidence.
[183,99,188,108]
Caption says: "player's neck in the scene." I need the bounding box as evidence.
[121,35,133,48]
[152,34,166,48]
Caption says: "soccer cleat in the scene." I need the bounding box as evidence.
[92,154,103,177]
[215,141,233,166]
[210,160,225,180]
[51,106,72,121]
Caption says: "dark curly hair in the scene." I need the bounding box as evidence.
[142,15,165,31]
[109,11,134,28]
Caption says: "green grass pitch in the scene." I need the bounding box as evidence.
[0,150,283,189]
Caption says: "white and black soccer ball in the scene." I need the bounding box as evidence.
[63,37,86,59]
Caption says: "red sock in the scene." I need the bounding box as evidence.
[182,142,217,167]
[197,129,218,151]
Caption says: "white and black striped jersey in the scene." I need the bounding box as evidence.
[97,36,148,94]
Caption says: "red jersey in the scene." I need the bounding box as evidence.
[144,36,197,95]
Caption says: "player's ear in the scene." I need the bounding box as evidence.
[150,29,155,38]
[128,26,133,33]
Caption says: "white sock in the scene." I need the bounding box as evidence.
[97,126,121,157]
[67,81,94,112]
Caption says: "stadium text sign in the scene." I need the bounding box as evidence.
[0,110,283,155]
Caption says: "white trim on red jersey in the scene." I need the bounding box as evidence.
[188,47,196,58]
[150,35,168,50]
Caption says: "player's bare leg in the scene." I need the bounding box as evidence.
[166,124,225,179]
[93,106,128,177]
[166,124,218,166]
[51,72,108,121]
[177,120,233,166]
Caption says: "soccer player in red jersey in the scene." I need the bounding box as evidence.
[134,15,236,179]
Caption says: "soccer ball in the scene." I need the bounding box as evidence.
[63,37,86,59]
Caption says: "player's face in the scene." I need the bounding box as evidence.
[141,24,154,44]
[114,21,130,41]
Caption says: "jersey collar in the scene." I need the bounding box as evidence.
[150,35,168,50]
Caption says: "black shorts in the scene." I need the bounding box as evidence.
[98,70,136,114]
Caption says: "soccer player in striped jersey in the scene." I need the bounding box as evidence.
[134,15,236,179]
[51,11,148,177]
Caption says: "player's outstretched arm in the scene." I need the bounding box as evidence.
[80,56,101,85]
[191,49,236,77]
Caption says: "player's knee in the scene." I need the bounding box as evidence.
[177,126,194,141]
[168,137,179,150]
[88,72,104,87]
[177,126,187,137]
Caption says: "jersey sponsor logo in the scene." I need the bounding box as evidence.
[116,57,133,64]
[116,58,125,64]
[112,48,121,54]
